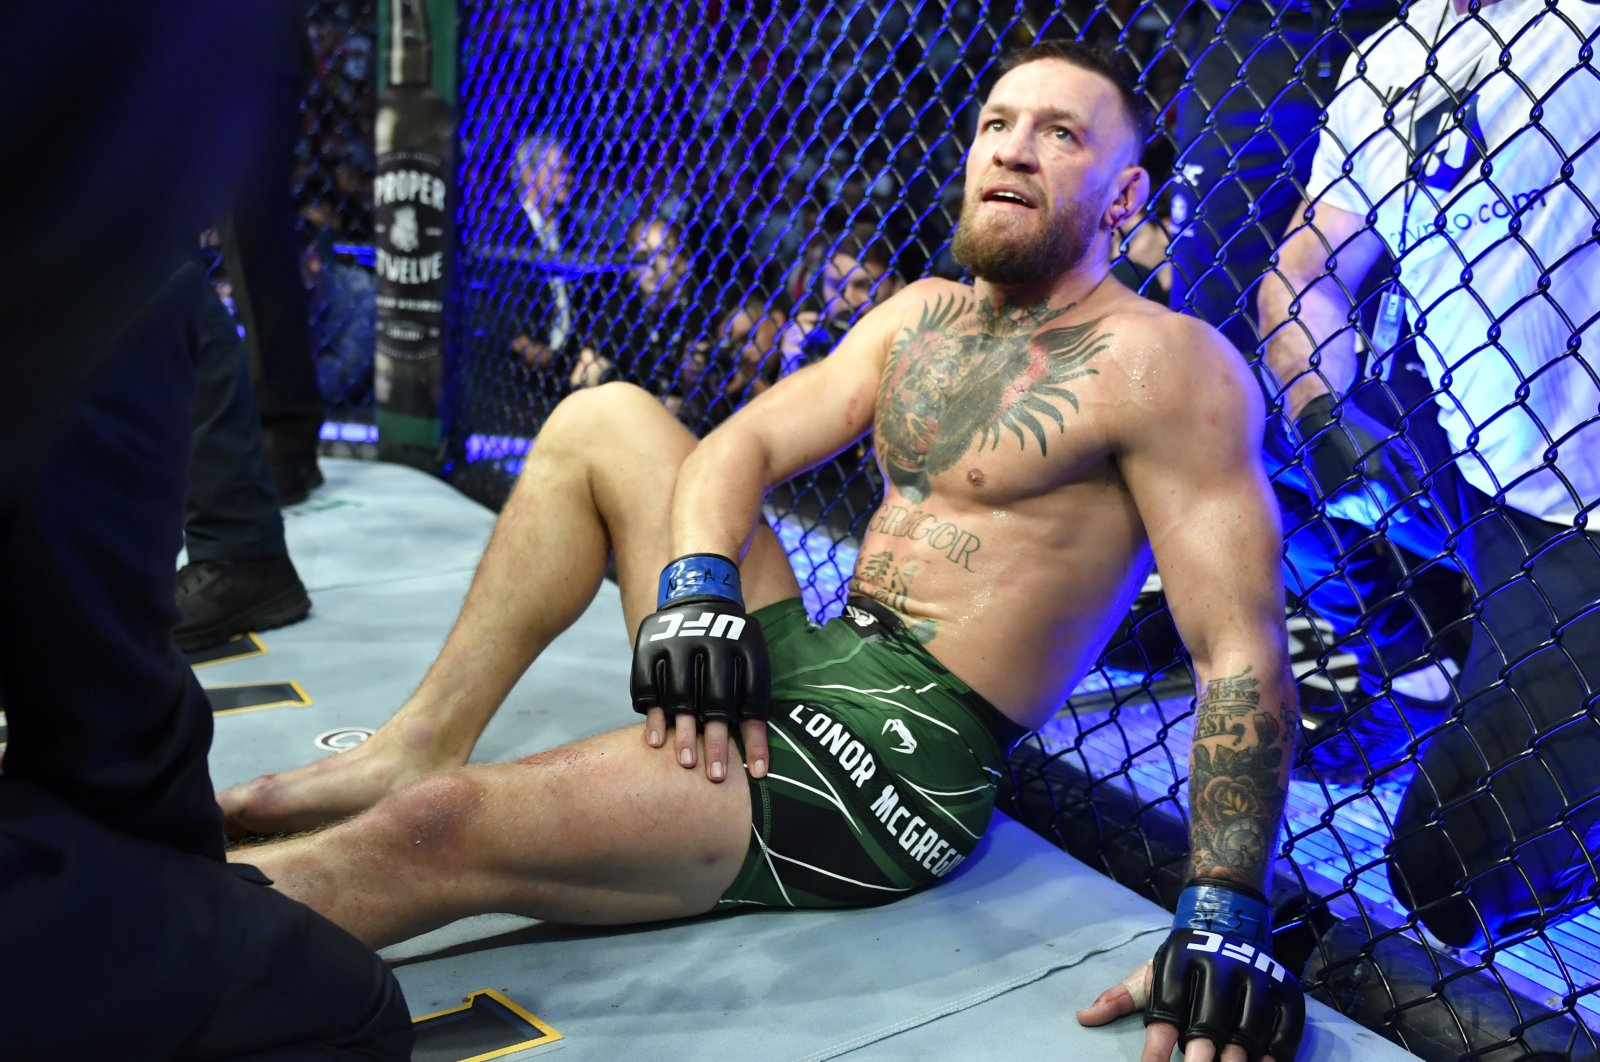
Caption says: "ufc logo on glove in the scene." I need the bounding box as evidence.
[646,611,748,641]
[1183,930,1291,983]
[631,554,771,724]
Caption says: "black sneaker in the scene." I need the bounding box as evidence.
[175,557,311,653]
[1296,687,1452,786]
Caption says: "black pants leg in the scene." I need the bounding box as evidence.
[0,781,414,1060]
[221,57,324,469]
[1389,477,1600,948]
[187,276,290,563]
[1,264,224,857]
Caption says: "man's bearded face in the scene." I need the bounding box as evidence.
[950,182,1099,287]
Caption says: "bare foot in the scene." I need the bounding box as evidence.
[217,723,466,837]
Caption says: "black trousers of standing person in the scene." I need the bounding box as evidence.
[1388,466,1600,951]
[0,263,413,1059]
[1168,1,1461,698]
[219,0,325,500]
[188,275,291,565]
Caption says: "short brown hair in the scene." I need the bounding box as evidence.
[997,40,1154,157]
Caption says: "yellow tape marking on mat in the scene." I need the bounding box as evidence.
[411,987,564,1060]
[186,631,268,669]
[204,680,314,716]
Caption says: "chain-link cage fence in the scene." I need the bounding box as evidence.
[301,0,1600,1056]
[299,0,382,446]
[197,0,382,462]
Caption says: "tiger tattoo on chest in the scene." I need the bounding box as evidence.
[875,293,1112,502]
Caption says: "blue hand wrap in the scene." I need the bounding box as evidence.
[1173,879,1271,947]
[657,554,743,608]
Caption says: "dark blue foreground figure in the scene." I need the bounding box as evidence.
[0,3,413,1056]
[0,263,413,1060]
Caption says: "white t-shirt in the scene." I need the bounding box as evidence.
[1306,0,1600,524]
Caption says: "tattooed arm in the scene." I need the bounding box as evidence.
[1076,312,1299,1055]
[1115,314,1295,891]
[670,284,917,562]
[1188,665,1294,889]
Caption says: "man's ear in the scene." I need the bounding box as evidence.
[1104,165,1151,231]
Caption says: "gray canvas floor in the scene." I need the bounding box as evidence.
[203,458,1415,1061]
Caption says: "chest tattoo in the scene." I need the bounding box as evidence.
[876,294,1111,501]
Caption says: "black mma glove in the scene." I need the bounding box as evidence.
[630,553,770,726]
[1146,878,1306,1061]
[1294,393,1434,529]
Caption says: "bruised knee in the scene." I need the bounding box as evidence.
[371,771,483,862]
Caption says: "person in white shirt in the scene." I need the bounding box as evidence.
[509,135,576,375]
[1258,0,1600,949]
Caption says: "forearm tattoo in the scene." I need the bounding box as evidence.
[1188,666,1295,888]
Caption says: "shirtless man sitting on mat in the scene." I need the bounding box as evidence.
[223,41,1305,1062]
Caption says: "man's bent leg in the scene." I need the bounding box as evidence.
[235,725,754,949]
[219,382,801,834]
[1388,497,1600,948]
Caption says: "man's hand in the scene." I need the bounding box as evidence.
[631,554,771,782]
[1077,960,1153,1031]
[1079,880,1305,1061]
[569,346,611,390]
[511,333,553,368]
[1294,393,1438,531]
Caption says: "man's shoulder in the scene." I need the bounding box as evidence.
[855,277,978,338]
[1099,301,1235,364]
[1097,305,1260,412]
[898,276,977,310]
[1357,0,1443,57]
[1327,4,1435,105]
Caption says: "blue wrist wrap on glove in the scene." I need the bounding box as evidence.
[1173,879,1271,947]
[658,553,742,607]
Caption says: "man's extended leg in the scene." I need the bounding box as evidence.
[235,723,755,949]
[219,382,802,834]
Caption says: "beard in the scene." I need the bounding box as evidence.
[950,193,1098,287]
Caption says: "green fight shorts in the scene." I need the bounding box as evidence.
[716,596,1030,912]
